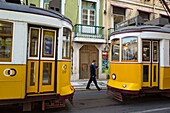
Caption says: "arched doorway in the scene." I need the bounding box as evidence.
[79,45,99,79]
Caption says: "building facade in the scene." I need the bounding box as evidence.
[65,0,107,80]
[22,0,170,81]
[105,0,170,38]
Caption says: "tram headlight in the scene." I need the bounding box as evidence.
[112,73,116,80]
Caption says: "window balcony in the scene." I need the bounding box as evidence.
[73,24,105,43]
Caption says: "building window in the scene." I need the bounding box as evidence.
[82,1,96,25]
[160,14,170,23]
[111,39,120,61]
[138,11,150,22]
[113,7,125,29]
[122,37,138,61]
[62,28,71,59]
[44,0,50,9]
[0,21,13,62]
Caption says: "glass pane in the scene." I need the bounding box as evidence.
[42,63,52,85]
[43,30,55,57]
[112,39,120,61]
[153,42,158,62]
[62,28,71,59]
[143,65,149,82]
[0,23,12,34]
[0,21,13,61]
[122,37,138,61]
[30,28,39,57]
[30,62,36,86]
[142,41,150,61]
[0,36,12,58]
[82,1,95,8]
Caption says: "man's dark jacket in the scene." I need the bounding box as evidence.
[90,64,98,77]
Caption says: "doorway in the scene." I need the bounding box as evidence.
[27,27,57,94]
[79,45,99,79]
[142,40,159,87]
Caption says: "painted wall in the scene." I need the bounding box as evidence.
[65,0,79,25]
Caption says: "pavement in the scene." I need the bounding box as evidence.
[71,79,108,91]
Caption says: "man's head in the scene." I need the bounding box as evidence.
[92,60,96,63]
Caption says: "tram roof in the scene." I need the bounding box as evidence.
[110,25,170,36]
[0,2,72,25]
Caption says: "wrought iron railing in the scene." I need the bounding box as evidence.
[74,24,104,39]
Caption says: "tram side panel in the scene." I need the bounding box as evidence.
[160,40,170,90]
[160,67,170,89]
[0,22,27,99]
[57,61,74,97]
[108,63,142,92]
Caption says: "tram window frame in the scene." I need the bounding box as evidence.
[0,21,13,62]
[111,38,120,61]
[62,28,71,59]
[29,27,40,57]
[122,37,138,62]
[142,41,150,62]
[42,29,55,58]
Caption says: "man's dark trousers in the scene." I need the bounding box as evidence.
[86,76,100,90]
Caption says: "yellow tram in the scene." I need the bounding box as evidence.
[0,2,74,111]
[107,18,170,101]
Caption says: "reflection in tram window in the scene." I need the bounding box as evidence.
[62,28,71,59]
[111,39,120,61]
[30,62,36,86]
[0,21,13,62]
[42,63,52,85]
[142,41,150,61]
[122,37,137,61]
[30,28,39,57]
[42,30,55,57]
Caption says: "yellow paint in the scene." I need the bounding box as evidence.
[108,63,159,91]
[160,67,170,89]
[0,65,26,99]
[27,61,39,93]
[39,61,55,92]
[57,61,74,96]
[26,60,74,97]
[107,63,142,91]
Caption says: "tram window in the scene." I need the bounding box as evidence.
[30,28,39,57]
[42,62,52,85]
[122,37,137,61]
[62,28,71,59]
[142,41,150,61]
[42,30,55,57]
[153,42,158,62]
[0,21,13,62]
[111,39,120,61]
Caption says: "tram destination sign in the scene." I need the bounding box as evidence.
[115,16,144,30]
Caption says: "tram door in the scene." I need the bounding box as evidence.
[142,40,159,87]
[27,27,57,94]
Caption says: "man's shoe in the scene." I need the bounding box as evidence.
[86,88,91,90]
[98,88,102,91]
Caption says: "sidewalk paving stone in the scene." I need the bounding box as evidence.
[71,79,108,91]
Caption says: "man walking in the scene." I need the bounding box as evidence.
[86,60,101,91]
